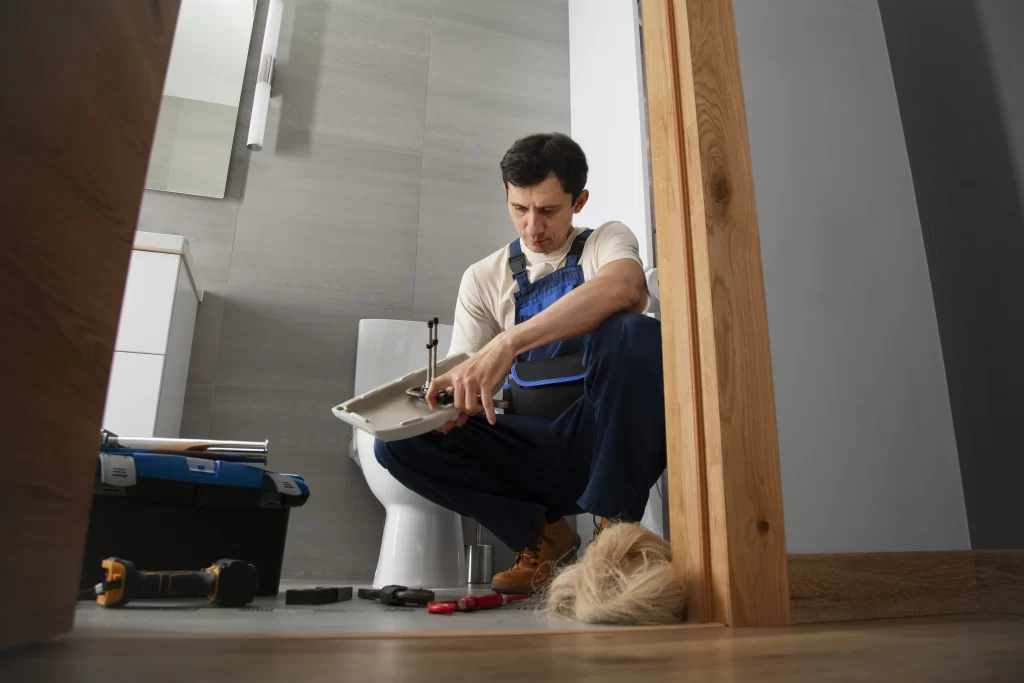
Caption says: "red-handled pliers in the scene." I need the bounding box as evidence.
[427,592,531,614]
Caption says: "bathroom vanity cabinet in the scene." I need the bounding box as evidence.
[101,232,203,438]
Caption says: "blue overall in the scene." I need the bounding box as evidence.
[374,231,666,551]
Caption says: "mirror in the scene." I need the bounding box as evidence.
[144,0,255,198]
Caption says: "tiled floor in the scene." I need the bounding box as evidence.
[72,581,616,636]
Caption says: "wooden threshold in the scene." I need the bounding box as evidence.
[789,550,1024,624]
[643,0,790,626]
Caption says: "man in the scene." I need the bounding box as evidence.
[375,133,666,594]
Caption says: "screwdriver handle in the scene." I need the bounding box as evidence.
[457,593,531,611]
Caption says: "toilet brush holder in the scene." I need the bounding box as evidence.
[465,520,493,584]
[465,543,493,585]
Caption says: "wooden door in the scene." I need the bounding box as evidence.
[0,1,180,650]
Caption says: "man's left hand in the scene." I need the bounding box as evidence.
[427,333,516,425]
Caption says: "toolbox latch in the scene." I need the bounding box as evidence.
[186,457,218,475]
[265,472,301,496]
[99,453,137,487]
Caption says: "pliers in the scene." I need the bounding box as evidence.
[357,585,435,607]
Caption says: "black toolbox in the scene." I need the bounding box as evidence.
[80,450,310,597]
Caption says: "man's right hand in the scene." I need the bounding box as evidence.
[427,369,475,434]
[426,335,515,429]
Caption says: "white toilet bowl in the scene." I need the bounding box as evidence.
[351,319,465,589]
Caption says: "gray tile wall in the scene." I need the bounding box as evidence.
[138,0,569,580]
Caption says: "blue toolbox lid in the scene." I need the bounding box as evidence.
[96,448,310,498]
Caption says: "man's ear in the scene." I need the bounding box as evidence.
[573,189,590,213]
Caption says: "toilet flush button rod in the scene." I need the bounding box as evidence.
[427,317,438,388]
[409,318,440,399]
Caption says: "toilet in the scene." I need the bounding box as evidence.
[351,319,465,589]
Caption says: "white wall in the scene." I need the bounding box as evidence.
[568,0,653,266]
[734,0,970,553]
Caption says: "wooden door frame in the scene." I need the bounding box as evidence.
[642,0,790,626]
[642,0,1024,628]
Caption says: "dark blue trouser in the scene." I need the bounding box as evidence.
[374,311,666,551]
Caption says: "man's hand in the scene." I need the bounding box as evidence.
[427,333,516,428]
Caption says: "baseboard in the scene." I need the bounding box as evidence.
[975,551,1024,616]
[788,550,1024,624]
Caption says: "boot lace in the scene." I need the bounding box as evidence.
[511,531,552,570]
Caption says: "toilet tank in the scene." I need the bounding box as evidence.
[349,319,453,461]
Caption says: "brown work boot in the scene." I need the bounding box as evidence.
[491,517,580,594]
[592,515,616,543]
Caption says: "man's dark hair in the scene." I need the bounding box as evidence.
[500,133,588,202]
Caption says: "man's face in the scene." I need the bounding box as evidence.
[507,173,589,254]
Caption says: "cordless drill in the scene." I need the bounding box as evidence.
[82,557,258,608]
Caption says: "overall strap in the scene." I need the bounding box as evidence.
[565,229,594,268]
[507,239,530,290]
[508,229,594,289]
